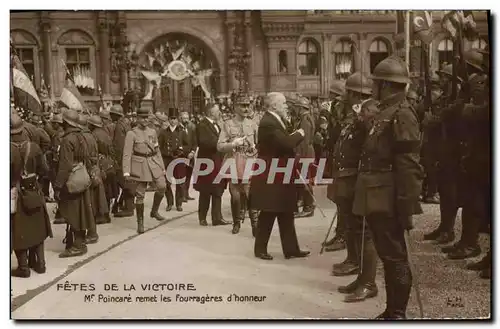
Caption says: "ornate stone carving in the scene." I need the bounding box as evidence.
[262,23,304,35]
[39,11,51,33]
[58,30,94,45]
[266,35,299,42]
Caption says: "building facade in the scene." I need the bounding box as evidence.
[10,10,489,113]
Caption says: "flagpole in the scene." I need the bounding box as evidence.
[405,10,411,92]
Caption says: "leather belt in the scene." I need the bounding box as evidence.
[133,151,157,157]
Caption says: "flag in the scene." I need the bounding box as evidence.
[60,79,86,111]
[11,53,42,114]
[441,10,461,38]
[461,10,478,40]
[412,10,434,44]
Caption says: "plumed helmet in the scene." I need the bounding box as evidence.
[136,107,150,118]
[345,72,373,95]
[88,115,104,128]
[330,80,346,96]
[464,50,484,73]
[370,56,411,84]
[110,104,124,116]
[51,113,63,124]
[62,109,80,128]
[11,113,24,135]
[407,90,418,101]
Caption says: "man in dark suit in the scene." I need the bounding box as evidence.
[250,92,310,261]
[180,111,197,202]
[193,103,230,227]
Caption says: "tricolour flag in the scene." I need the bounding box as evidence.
[412,10,434,44]
[60,79,86,111]
[11,53,42,114]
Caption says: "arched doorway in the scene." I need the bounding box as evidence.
[138,33,220,115]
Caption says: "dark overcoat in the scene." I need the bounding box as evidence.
[53,127,95,232]
[193,118,227,195]
[11,137,53,250]
[249,111,304,213]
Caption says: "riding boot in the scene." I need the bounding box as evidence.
[231,201,241,234]
[249,209,259,238]
[136,203,145,234]
[115,197,134,217]
[150,192,166,221]
[11,249,30,278]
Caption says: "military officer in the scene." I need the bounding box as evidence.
[180,111,197,202]
[122,107,168,234]
[217,94,259,236]
[327,72,373,275]
[352,56,423,319]
[158,108,192,211]
[293,97,316,218]
[110,104,136,217]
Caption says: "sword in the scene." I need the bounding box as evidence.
[320,210,338,255]
[294,168,327,219]
[404,230,425,318]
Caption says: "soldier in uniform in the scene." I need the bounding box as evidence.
[352,57,423,319]
[54,109,95,258]
[180,111,197,202]
[110,104,136,217]
[122,107,168,234]
[442,50,485,260]
[422,64,462,244]
[327,72,373,275]
[11,114,53,277]
[49,113,66,224]
[193,102,230,226]
[158,108,192,211]
[293,97,316,218]
[88,115,115,219]
[217,95,259,236]
[77,115,106,240]
[313,116,329,165]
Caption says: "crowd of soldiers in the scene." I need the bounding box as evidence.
[10,44,489,319]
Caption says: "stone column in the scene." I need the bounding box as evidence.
[359,33,368,75]
[226,22,235,93]
[40,12,52,92]
[244,11,252,92]
[98,14,111,95]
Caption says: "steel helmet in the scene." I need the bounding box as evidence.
[296,96,311,110]
[99,109,111,120]
[62,109,80,128]
[77,114,89,128]
[88,115,104,128]
[464,50,484,72]
[110,104,124,116]
[345,72,373,95]
[370,56,411,84]
[436,64,464,83]
[407,90,418,101]
[329,80,346,96]
[51,113,63,124]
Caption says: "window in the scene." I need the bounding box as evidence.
[369,39,389,73]
[438,38,454,69]
[471,38,488,50]
[14,47,35,84]
[278,50,288,73]
[298,39,319,76]
[65,48,93,96]
[334,40,354,80]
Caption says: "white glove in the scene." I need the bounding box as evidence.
[295,128,305,136]
[232,137,246,147]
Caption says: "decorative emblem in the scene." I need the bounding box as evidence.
[166,60,190,81]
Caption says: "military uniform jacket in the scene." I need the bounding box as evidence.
[158,125,190,160]
[113,118,131,168]
[122,126,165,182]
[327,114,366,202]
[352,93,423,227]
[295,111,316,159]
[217,117,257,180]
[22,121,41,146]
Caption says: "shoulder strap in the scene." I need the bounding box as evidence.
[22,142,30,175]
